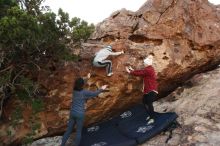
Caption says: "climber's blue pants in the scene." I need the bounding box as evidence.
[61,112,84,146]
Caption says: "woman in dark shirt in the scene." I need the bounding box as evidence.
[61,77,107,146]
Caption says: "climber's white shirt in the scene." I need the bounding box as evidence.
[93,48,121,62]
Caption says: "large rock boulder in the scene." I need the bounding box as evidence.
[26,61,220,146]
[1,0,220,145]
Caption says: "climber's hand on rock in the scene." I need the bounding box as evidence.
[101,85,108,90]
[126,66,131,73]
[128,66,134,71]
[87,73,91,79]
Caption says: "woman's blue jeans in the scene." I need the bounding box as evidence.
[61,112,84,146]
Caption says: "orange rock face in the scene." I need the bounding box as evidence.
[1,0,220,145]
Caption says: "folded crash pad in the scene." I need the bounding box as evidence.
[80,104,178,146]
[112,104,148,123]
[117,112,178,144]
[80,119,136,146]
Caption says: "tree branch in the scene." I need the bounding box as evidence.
[0,65,13,73]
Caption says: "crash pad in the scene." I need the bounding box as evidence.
[80,104,178,146]
[80,119,136,146]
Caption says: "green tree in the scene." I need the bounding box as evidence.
[0,0,17,18]
[0,0,95,119]
[17,0,45,16]
[71,18,95,43]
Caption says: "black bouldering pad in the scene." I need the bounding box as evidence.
[80,104,178,146]
[80,119,136,146]
[117,111,178,144]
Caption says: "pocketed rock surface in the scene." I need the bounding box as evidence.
[1,0,220,145]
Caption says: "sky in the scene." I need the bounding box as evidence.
[43,0,220,25]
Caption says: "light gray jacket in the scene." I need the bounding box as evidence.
[93,48,122,62]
